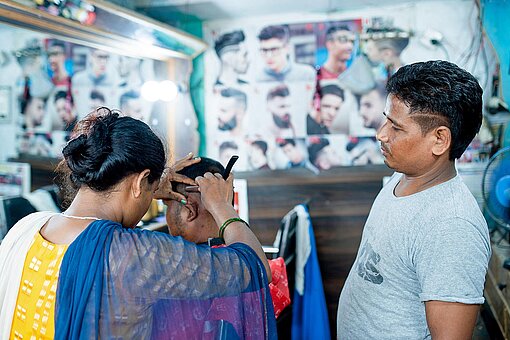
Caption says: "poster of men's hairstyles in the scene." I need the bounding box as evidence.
[204,4,497,172]
[0,25,170,159]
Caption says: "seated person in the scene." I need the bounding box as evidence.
[162,157,291,317]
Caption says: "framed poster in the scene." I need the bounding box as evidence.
[0,162,31,197]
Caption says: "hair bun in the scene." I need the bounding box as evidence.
[62,134,87,158]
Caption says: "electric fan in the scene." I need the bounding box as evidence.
[482,147,510,237]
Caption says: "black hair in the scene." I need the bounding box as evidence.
[20,95,47,115]
[277,138,295,147]
[252,140,268,155]
[54,90,74,105]
[120,90,140,108]
[267,84,290,101]
[90,89,105,102]
[219,141,238,153]
[178,157,224,181]
[60,107,166,192]
[319,84,344,100]
[308,138,330,165]
[386,60,483,160]
[258,25,289,43]
[220,88,247,108]
[326,25,351,40]
[48,40,66,51]
[214,30,245,57]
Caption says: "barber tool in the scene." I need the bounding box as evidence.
[222,155,239,179]
[185,155,239,193]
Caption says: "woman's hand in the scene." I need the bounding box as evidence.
[195,172,234,215]
[154,153,201,202]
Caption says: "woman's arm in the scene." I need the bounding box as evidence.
[195,172,272,282]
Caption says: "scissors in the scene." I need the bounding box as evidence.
[185,155,239,193]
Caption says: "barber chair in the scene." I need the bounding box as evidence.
[0,196,37,240]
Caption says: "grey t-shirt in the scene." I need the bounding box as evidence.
[337,174,491,339]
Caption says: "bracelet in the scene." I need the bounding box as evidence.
[219,217,249,239]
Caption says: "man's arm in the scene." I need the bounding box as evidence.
[425,301,480,339]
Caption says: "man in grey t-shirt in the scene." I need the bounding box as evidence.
[337,60,491,339]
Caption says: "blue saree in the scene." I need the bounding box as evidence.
[55,220,276,339]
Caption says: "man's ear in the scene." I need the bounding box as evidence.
[183,199,199,222]
[431,126,452,157]
[132,169,151,198]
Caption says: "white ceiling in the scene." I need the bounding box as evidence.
[134,0,431,21]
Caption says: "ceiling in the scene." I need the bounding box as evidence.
[132,0,429,21]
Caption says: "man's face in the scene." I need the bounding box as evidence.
[364,40,382,64]
[122,98,145,121]
[259,38,288,73]
[327,30,355,62]
[26,98,46,126]
[319,94,343,127]
[249,144,268,169]
[268,95,291,129]
[55,98,75,124]
[360,89,386,130]
[282,143,303,164]
[221,43,249,74]
[47,46,65,72]
[267,95,290,118]
[91,50,109,76]
[118,56,139,77]
[316,145,342,170]
[164,198,212,243]
[218,96,243,131]
[376,94,437,174]
[164,193,217,244]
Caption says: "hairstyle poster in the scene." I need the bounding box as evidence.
[203,3,497,172]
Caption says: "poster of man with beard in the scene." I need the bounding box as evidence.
[266,83,295,138]
[216,87,247,138]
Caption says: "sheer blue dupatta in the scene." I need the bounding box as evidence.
[55,220,277,339]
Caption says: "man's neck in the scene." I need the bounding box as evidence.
[395,160,457,197]
[54,68,68,81]
[323,57,346,75]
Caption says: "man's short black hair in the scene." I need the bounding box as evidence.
[48,40,66,51]
[267,84,290,101]
[326,25,351,40]
[219,141,238,153]
[277,138,295,148]
[220,88,247,108]
[177,157,224,181]
[386,60,483,160]
[308,137,330,165]
[214,30,245,57]
[258,25,289,43]
[252,140,268,155]
[54,90,74,105]
[120,90,140,108]
[90,89,105,102]
[172,157,226,196]
[319,84,344,100]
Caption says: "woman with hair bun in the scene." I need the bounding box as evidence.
[0,107,276,339]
